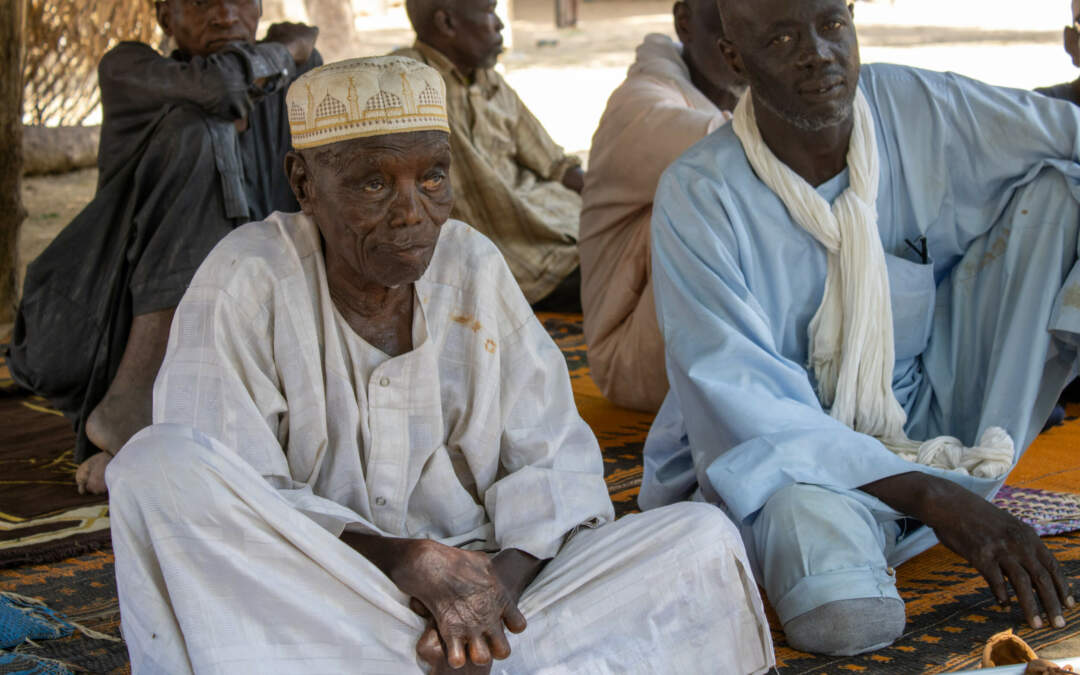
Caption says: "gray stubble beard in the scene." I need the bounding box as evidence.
[754,88,854,133]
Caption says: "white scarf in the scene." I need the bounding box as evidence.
[731,90,1013,479]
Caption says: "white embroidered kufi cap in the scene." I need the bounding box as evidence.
[286,55,450,150]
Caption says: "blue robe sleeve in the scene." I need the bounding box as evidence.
[865,65,1080,266]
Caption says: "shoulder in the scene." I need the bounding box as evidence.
[190,211,314,304]
[391,46,426,63]
[424,219,510,281]
[663,123,746,186]
[479,67,523,106]
[420,219,533,327]
[652,124,763,249]
[100,41,157,62]
[98,41,160,76]
[606,68,688,115]
[858,62,998,112]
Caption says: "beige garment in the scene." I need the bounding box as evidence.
[108,426,775,673]
[152,211,614,559]
[580,34,731,411]
[393,41,581,303]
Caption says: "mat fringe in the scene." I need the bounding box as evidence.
[1,592,121,643]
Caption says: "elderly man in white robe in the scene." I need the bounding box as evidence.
[105,56,774,674]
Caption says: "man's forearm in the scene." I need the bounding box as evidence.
[342,532,547,610]
[492,549,548,601]
[859,470,956,525]
[339,531,420,583]
[99,41,293,122]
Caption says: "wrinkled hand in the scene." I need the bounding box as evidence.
[75,452,111,495]
[263,22,318,65]
[928,487,1075,629]
[396,541,526,669]
[1024,659,1075,675]
[416,617,493,674]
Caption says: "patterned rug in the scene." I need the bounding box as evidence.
[0,552,127,674]
[538,313,652,518]
[1,314,1078,673]
[993,485,1080,537]
[0,353,110,570]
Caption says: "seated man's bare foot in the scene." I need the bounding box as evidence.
[85,397,148,457]
[75,451,112,495]
[82,387,153,494]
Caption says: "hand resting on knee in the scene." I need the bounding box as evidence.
[863,472,1076,631]
[341,533,547,673]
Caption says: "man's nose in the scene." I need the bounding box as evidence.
[797,30,834,68]
[390,185,424,228]
[208,0,240,26]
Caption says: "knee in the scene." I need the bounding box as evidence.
[784,598,906,656]
[107,423,218,506]
[758,483,839,530]
[757,483,879,534]
[649,502,744,553]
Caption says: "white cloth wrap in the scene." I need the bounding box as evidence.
[731,90,1013,479]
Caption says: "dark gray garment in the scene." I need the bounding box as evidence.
[1036,80,1080,106]
[9,41,321,460]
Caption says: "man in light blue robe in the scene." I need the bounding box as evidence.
[641,0,1079,657]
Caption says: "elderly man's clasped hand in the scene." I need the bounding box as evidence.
[342,533,543,673]
[401,542,527,671]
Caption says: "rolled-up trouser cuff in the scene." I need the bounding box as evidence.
[774,563,903,625]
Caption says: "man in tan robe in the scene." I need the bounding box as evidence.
[579,0,745,411]
[395,0,585,310]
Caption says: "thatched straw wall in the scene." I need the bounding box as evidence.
[24,0,160,126]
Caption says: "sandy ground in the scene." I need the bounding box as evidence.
[9,0,1080,336]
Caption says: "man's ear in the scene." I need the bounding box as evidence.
[848,2,855,20]
[1067,25,1080,67]
[155,1,173,36]
[718,38,745,80]
[285,151,316,216]
[433,8,455,39]
[673,1,691,45]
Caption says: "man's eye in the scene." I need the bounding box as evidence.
[422,173,445,190]
[363,179,385,193]
[770,34,793,46]
[824,20,845,30]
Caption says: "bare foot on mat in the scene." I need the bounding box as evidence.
[75,451,111,495]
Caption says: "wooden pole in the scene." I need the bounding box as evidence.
[0,0,27,328]
[555,0,578,28]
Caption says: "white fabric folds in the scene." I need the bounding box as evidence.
[731,90,1013,479]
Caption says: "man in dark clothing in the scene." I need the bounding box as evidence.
[1037,0,1080,104]
[8,0,319,494]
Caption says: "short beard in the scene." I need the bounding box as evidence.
[755,90,853,132]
